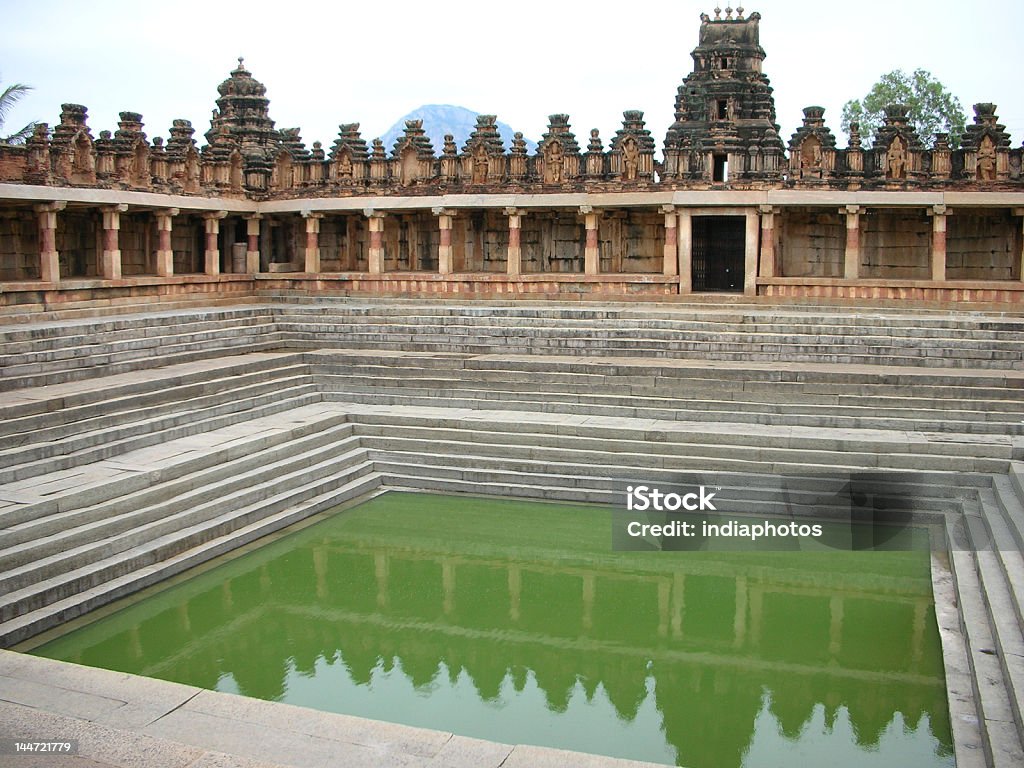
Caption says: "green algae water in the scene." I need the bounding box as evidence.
[32,492,953,768]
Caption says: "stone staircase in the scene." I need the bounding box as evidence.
[1,299,1023,767]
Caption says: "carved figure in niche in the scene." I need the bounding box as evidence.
[799,135,821,177]
[977,136,996,181]
[472,144,489,184]
[336,150,353,178]
[545,141,564,183]
[400,146,418,185]
[622,137,639,180]
[886,136,906,180]
[71,133,93,175]
[273,152,293,189]
[133,142,149,186]
[229,151,243,190]
[184,148,200,191]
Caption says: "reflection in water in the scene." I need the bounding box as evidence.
[33,492,953,767]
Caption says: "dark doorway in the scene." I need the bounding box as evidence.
[692,216,745,292]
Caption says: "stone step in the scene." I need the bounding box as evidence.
[348,408,1014,458]
[274,314,1024,346]
[0,372,313,449]
[280,332,1024,369]
[950,541,1024,768]
[969,489,1024,761]
[273,304,1024,332]
[317,383,1022,437]
[0,469,383,647]
[0,445,378,623]
[313,371,1024,421]
[350,421,1011,474]
[0,351,303,421]
[279,322,1024,355]
[0,360,309,439]
[0,440,369,598]
[369,451,964,516]
[0,335,288,392]
[0,405,355,531]
[313,360,1024,401]
[0,428,363,569]
[0,314,276,357]
[0,387,321,484]
[0,304,266,338]
[274,312,1024,342]
[305,352,1024,393]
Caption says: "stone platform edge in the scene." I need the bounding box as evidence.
[0,648,666,768]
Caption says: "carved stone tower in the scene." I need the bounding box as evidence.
[204,58,278,191]
[663,8,784,182]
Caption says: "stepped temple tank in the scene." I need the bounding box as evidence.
[0,9,1023,308]
[25,493,954,768]
[1,4,1023,767]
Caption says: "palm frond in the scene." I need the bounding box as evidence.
[2,121,37,145]
[0,82,34,124]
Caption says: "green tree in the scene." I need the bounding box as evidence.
[841,69,966,148]
[0,78,37,145]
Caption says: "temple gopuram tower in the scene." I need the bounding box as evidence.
[662,8,785,183]
[203,58,278,193]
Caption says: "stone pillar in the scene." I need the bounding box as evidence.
[929,204,947,282]
[677,209,692,294]
[154,208,178,277]
[661,205,677,276]
[100,203,128,280]
[758,205,776,278]
[581,205,600,275]
[365,209,385,274]
[505,207,524,276]
[302,211,322,273]
[843,205,861,280]
[201,211,227,275]
[34,201,65,283]
[1017,209,1024,283]
[244,214,261,274]
[433,207,454,275]
[743,209,759,297]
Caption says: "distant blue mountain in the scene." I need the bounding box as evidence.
[378,104,538,155]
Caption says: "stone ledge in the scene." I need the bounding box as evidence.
[0,650,665,768]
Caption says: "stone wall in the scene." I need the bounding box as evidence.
[0,214,40,281]
[120,213,152,276]
[56,211,99,278]
[383,212,438,272]
[452,211,508,273]
[861,210,931,279]
[319,215,367,272]
[598,211,663,274]
[948,209,1021,280]
[171,216,201,274]
[522,213,585,274]
[776,210,844,278]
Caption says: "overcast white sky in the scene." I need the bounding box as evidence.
[3,0,1021,155]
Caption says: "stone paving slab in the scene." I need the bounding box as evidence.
[0,651,665,768]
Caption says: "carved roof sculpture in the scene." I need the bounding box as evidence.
[610,110,657,182]
[536,114,581,185]
[787,106,837,180]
